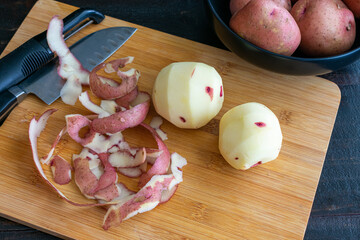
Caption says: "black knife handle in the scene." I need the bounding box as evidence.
[0,90,21,127]
[0,86,27,126]
[0,8,105,95]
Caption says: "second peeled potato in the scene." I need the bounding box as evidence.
[219,102,283,170]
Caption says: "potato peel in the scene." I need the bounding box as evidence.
[91,99,150,134]
[138,123,171,188]
[79,91,110,118]
[47,16,89,105]
[50,155,72,185]
[117,161,147,178]
[40,126,66,165]
[115,86,138,108]
[90,57,139,100]
[150,116,168,141]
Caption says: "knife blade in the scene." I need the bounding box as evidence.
[0,27,137,126]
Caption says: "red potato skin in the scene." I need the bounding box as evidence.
[138,123,170,188]
[230,0,249,15]
[94,183,120,202]
[66,115,96,146]
[230,0,291,15]
[89,57,139,100]
[343,0,360,18]
[291,0,356,57]
[90,153,117,194]
[230,0,301,56]
[273,0,292,11]
[50,155,72,185]
[115,86,138,108]
[91,101,150,134]
[73,157,99,196]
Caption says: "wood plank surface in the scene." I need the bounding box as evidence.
[0,0,341,239]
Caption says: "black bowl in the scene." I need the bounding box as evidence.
[206,0,360,76]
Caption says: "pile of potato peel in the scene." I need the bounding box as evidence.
[28,15,187,230]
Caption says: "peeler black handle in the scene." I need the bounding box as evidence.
[0,8,104,94]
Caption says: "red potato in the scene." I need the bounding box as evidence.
[273,0,292,10]
[343,0,360,18]
[229,0,301,56]
[230,0,249,14]
[291,0,356,57]
[230,0,291,15]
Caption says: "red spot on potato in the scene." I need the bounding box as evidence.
[191,68,196,78]
[205,86,214,101]
[255,122,266,127]
[180,117,186,123]
[250,161,262,168]
[235,157,239,160]
[220,86,223,97]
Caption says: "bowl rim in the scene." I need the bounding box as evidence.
[206,0,360,62]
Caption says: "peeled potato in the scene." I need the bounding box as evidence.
[219,102,282,170]
[152,62,224,129]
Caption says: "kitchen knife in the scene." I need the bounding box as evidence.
[0,8,105,94]
[0,27,137,126]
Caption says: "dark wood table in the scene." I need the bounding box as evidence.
[1,0,359,239]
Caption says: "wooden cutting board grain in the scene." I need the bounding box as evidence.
[0,0,341,239]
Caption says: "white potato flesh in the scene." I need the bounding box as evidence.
[219,102,282,170]
[152,62,224,129]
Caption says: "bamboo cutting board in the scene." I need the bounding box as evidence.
[0,0,341,239]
